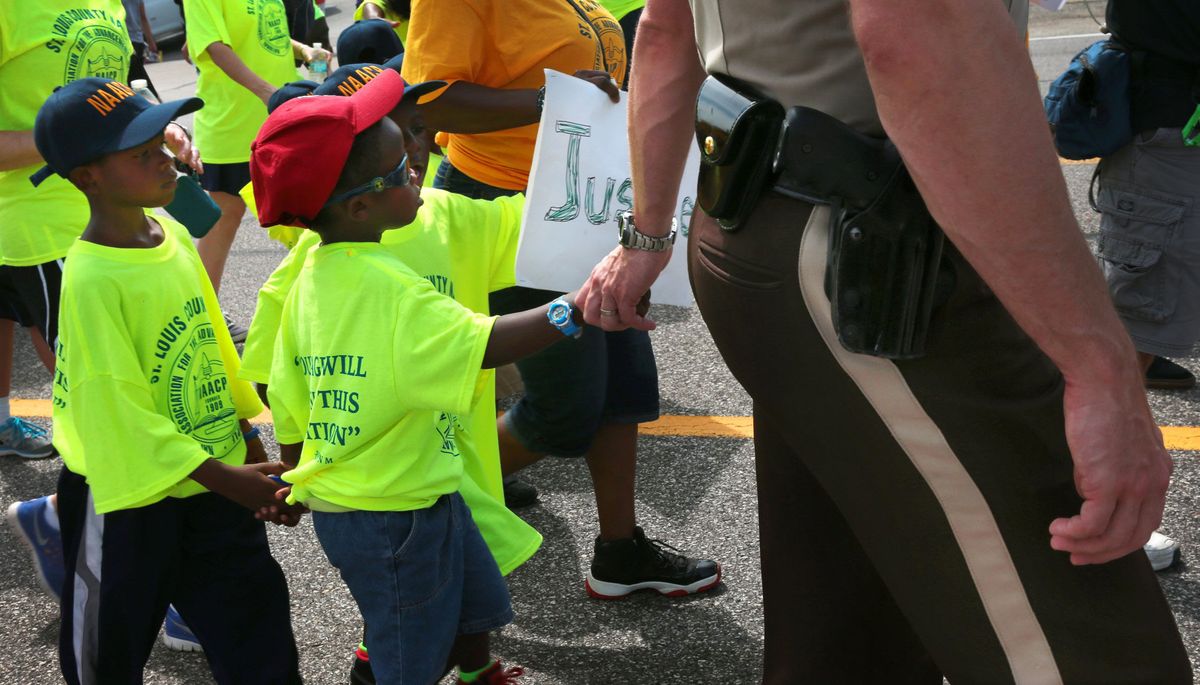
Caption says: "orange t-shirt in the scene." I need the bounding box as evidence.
[403,0,625,191]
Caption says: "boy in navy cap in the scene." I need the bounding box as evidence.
[32,77,303,685]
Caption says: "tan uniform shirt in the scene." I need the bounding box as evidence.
[687,0,1029,136]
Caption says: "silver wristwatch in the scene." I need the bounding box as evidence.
[617,210,677,252]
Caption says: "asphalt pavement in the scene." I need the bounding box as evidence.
[4,2,1200,683]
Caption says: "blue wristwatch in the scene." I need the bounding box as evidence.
[547,297,582,338]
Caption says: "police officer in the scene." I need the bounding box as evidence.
[577,0,1191,681]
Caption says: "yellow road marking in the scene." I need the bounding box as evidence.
[16,399,1200,450]
[1060,157,1098,165]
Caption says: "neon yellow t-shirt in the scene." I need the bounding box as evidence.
[52,216,263,515]
[598,0,643,21]
[353,0,408,45]
[183,0,300,163]
[269,242,496,512]
[0,2,133,266]
[243,190,535,571]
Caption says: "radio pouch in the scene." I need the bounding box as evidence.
[695,75,785,231]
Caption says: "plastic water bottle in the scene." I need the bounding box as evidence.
[131,78,157,103]
[309,43,328,81]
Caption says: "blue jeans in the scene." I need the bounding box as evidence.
[312,494,512,684]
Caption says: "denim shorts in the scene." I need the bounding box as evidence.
[434,159,662,456]
[495,289,661,457]
[1097,127,1200,356]
[311,494,512,685]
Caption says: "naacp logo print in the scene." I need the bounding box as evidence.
[63,22,129,83]
[165,324,240,459]
[256,0,291,57]
[436,412,464,459]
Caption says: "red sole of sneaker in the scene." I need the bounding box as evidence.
[585,565,723,600]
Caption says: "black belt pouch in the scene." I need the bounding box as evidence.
[695,75,785,231]
[776,107,945,359]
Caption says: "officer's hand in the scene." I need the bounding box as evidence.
[1049,375,1172,565]
[578,247,669,331]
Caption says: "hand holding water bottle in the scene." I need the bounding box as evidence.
[304,43,332,81]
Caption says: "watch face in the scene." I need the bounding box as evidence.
[548,302,570,325]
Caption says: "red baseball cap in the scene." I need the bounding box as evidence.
[250,68,405,227]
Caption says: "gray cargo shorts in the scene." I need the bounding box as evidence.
[1096,126,1200,357]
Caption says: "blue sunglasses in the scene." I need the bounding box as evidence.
[323,152,410,208]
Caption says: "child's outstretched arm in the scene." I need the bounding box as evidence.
[481,291,649,368]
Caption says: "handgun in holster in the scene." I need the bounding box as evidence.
[695,75,946,359]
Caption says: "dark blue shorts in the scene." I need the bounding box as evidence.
[312,494,512,685]
[200,161,252,196]
[0,259,64,345]
[56,467,300,685]
[433,158,661,456]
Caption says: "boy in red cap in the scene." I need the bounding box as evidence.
[244,65,538,685]
[31,77,303,685]
[252,69,606,684]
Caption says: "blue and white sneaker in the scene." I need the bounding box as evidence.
[162,605,203,652]
[0,417,55,459]
[5,497,65,600]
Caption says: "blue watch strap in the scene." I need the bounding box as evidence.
[243,426,261,443]
[547,297,582,338]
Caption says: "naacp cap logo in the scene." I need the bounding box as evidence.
[313,63,446,103]
[30,78,203,186]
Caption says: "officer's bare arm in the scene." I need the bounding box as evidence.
[577,0,704,329]
[850,0,1169,566]
[627,0,706,245]
[0,130,41,172]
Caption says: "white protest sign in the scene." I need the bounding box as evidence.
[516,69,700,306]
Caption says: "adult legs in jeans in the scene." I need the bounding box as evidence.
[494,310,645,542]
[499,417,637,541]
[434,157,642,539]
[689,200,1189,682]
[433,158,717,593]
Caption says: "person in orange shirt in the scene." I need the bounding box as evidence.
[403,0,722,601]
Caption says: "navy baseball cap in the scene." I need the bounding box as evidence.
[381,52,404,73]
[335,19,404,65]
[30,78,203,187]
[267,80,320,113]
[277,61,442,101]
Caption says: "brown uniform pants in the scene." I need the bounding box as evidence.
[688,197,1190,684]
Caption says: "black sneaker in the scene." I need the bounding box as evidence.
[349,650,374,685]
[503,476,538,509]
[224,313,249,344]
[1145,356,1195,390]
[586,526,721,599]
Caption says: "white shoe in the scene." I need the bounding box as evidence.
[1144,531,1180,572]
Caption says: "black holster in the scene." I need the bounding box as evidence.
[695,76,945,359]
